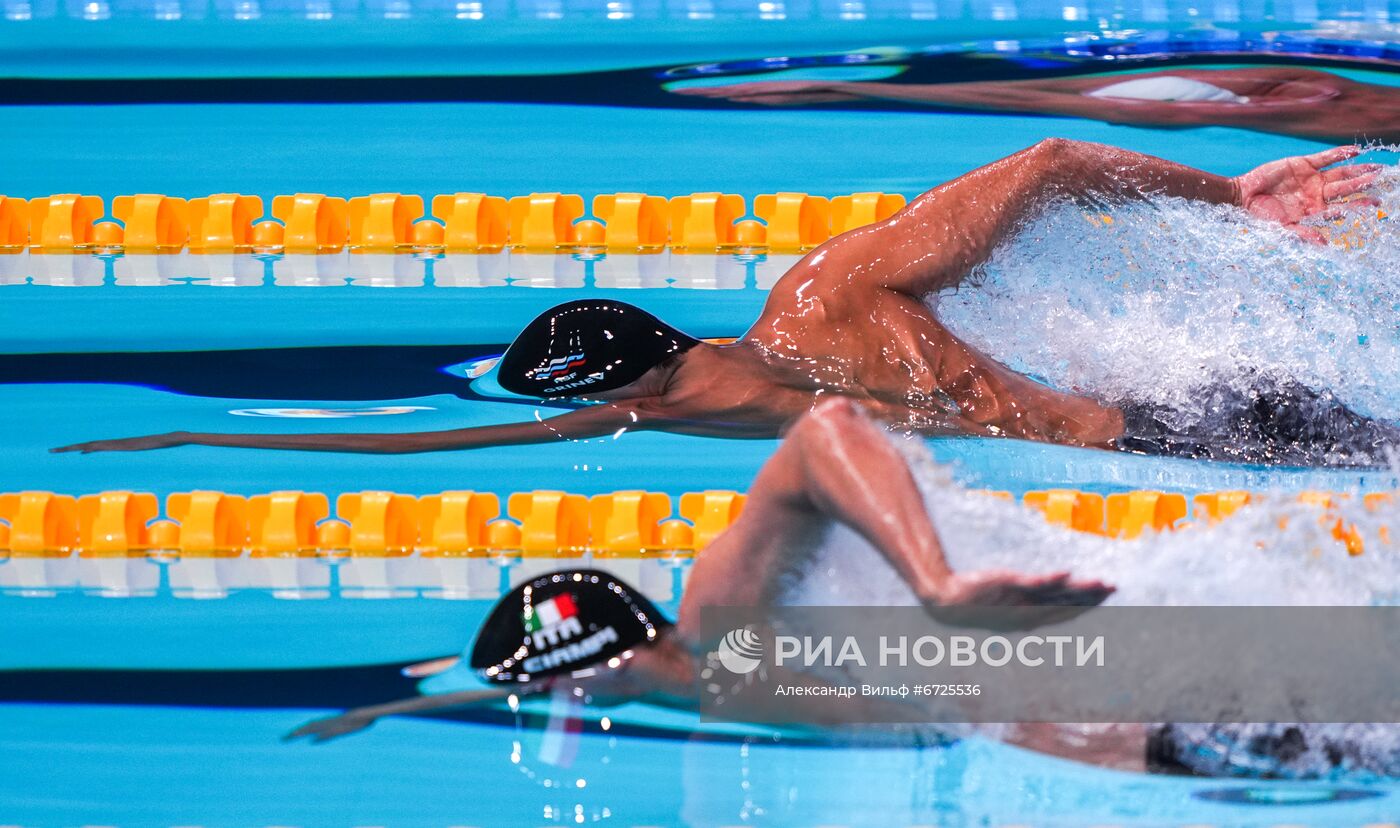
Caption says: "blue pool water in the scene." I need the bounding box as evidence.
[6,3,1400,825]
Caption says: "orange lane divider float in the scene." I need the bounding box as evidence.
[270,193,349,253]
[150,491,249,557]
[8,191,910,255]
[589,490,675,557]
[591,193,670,253]
[830,192,906,235]
[348,193,424,253]
[679,490,747,552]
[247,491,330,557]
[29,194,104,252]
[1193,490,1252,523]
[108,195,190,252]
[0,195,31,251]
[430,193,509,253]
[0,491,80,557]
[75,491,160,556]
[753,193,831,253]
[3,487,1393,560]
[326,491,421,556]
[417,491,501,557]
[506,490,591,556]
[669,192,746,252]
[1105,491,1188,539]
[188,194,263,253]
[508,193,586,252]
[1022,490,1105,533]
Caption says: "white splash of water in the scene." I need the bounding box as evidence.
[787,437,1400,777]
[936,160,1400,428]
[793,435,1400,607]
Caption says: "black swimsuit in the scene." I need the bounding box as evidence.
[1116,378,1400,468]
[1148,723,1400,779]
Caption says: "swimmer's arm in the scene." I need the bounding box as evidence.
[783,138,1242,301]
[834,78,1244,126]
[782,139,1377,301]
[678,399,951,625]
[285,688,516,744]
[802,73,1345,124]
[679,400,1111,630]
[52,403,666,455]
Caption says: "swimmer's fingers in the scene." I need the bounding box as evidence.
[1008,571,1113,606]
[50,440,126,454]
[933,569,1113,609]
[677,80,832,96]
[402,656,461,678]
[1322,163,1383,182]
[1304,144,1363,169]
[50,432,191,454]
[1323,171,1381,201]
[672,81,862,105]
[283,713,375,744]
[1036,577,1116,607]
[1318,196,1383,220]
[51,442,121,454]
[734,93,866,106]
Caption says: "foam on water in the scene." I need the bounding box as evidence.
[790,437,1400,774]
[936,156,1400,428]
[793,434,1400,607]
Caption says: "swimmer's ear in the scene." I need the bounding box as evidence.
[401,655,461,678]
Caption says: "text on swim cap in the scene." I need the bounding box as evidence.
[524,626,621,674]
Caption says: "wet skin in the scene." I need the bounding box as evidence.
[675,67,1400,143]
[287,399,1141,770]
[55,139,1382,456]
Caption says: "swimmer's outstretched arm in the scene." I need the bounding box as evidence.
[50,401,772,455]
[764,140,1378,306]
[677,399,1113,633]
[284,687,518,744]
[676,70,1397,141]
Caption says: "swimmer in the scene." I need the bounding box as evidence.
[284,400,1400,779]
[674,67,1400,143]
[57,140,1393,467]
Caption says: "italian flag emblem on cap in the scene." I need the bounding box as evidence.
[523,593,578,633]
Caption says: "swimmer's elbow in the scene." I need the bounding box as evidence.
[793,398,876,444]
[1023,137,1096,172]
[1026,136,1077,159]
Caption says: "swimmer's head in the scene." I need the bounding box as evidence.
[498,300,701,398]
[471,569,672,684]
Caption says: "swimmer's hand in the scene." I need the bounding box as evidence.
[1235,145,1383,243]
[283,711,378,744]
[51,431,192,454]
[924,570,1114,630]
[672,80,866,106]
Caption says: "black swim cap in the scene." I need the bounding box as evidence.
[470,569,672,683]
[498,300,700,398]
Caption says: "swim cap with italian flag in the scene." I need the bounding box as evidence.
[497,300,700,398]
[470,569,672,683]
